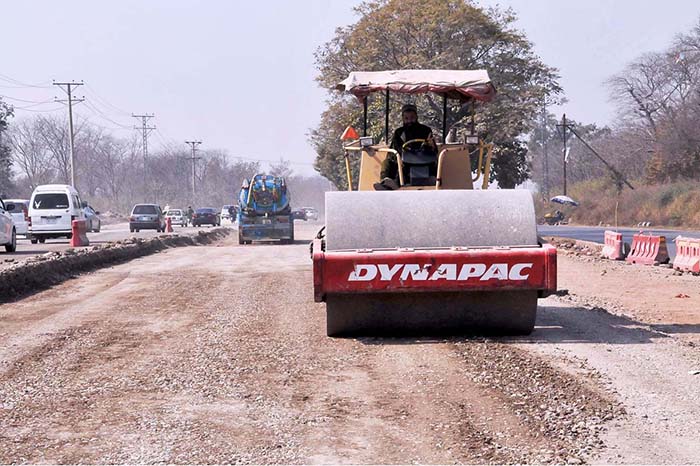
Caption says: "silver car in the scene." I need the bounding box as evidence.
[165,209,187,227]
[129,204,166,232]
[0,199,17,252]
[83,204,101,233]
[4,199,29,236]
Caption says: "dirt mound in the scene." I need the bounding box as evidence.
[0,228,233,301]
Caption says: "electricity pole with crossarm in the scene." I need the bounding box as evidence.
[53,80,84,187]
[185,140,202,203]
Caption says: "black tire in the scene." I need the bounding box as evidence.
[130,228,134,233]
[136,229,140,233]
[325,291,537,337]
[238,230,245,245]
[30,238,38,244]
[39,238,46,244]
[5,229,16,252]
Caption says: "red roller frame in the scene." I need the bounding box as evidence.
[313,240,557,302]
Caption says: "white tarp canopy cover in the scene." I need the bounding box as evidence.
[336,69,496,102]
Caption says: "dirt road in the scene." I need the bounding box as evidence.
[0,224,698,464]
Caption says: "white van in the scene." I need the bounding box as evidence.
[28,184,85,244]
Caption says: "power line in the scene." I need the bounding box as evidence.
[11,105,64,113]
[0,74,52,89]
[82,100,132,129]
[84,84,132,116]
[0,95,54,104]
[153,128,180,152]
[53,80,85,187]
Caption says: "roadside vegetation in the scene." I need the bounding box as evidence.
[0,108,328,215]
[535,179,700,228]
[531,20,700,226]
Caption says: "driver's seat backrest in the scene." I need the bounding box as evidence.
[358,147,391,191]
[436,145,474,190]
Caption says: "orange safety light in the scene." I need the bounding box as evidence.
[340,126,359,141]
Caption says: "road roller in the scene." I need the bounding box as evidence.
[311,70,557,337]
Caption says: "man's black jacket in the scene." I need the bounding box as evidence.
[390,122,433,154]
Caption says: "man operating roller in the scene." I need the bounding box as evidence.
[374,103,437,191]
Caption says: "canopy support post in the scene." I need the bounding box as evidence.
[470,99,475,135]
[442,93,448,144]
[363,97,368,136]
[384,89,390,143]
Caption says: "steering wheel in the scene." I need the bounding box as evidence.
[402,138,427,152]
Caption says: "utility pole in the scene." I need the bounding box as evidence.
[541,100,549,199]
[566,125,635,191]
[53,81,84,187]
[557,114,569,195]
[557,115,634,194]
[133,114,156,201]
[185,140,202,202]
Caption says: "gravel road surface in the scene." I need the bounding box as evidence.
[0,223,698,463]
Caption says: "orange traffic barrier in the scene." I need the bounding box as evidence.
[601,230,625,260]
[625,233,669,265]
[70,219,90,247]
[673,236,700,273]
[166,216,173,233]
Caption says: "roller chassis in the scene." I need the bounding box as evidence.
[318,69,558,337]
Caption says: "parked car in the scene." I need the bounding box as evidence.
[28,184,85,244]
[129,204,166,232]
[165,209,187,227]
[82,203,101,233]
[0,199,17,252]
[192,207,220,227]
[4,199,29,236]
[301,207,319,221]
[220,204,237,222]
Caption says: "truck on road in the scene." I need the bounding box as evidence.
[237,174,294,245]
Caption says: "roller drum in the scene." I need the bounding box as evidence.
[325,189,537,251]
[322,189,541,337]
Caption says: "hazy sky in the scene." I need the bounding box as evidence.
[2,1,699,175]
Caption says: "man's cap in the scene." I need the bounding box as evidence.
[401,103,418,113]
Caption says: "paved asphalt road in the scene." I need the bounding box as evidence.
[538,225,700,260]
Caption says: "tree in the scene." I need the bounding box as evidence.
[607,18,700,183]
[0,99,15,196]
[269,158,294,179]
[311,0,561,187]
[35,115,72,185]
[491,140,529,189]
[7,118,54,191]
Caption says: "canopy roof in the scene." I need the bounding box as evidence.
[337,69,496,102]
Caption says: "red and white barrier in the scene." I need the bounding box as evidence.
[673,236,700,273]
[625,233,669,266]
[70,219,90,247]
[601,230,625,260]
